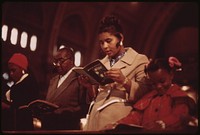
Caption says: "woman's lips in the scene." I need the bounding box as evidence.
[106,51,112,55]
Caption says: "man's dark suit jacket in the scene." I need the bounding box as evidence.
[41,70,89,130]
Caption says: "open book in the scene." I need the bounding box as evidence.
[73,59,114,85]
[19,99,59,115]
[102,123,143,132]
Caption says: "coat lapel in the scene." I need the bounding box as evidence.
[112,48,138,77]
[55,72,77,97]
[47,72,77,102]
[101,48,137,67]
[46,75,59,101]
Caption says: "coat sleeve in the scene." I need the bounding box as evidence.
[128,55,149,102]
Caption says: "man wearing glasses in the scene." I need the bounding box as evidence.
[39,47,89,130]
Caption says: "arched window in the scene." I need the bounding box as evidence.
[20,31,28,48]
[75,51,81,66]
[10,28,18,45]
[2,25,8,41]
[30,35,37,51]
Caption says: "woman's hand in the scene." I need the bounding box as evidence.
[104,68,131,92]
[104,68,126,84]
[155,120,166,129]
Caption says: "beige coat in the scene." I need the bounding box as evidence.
[84,48,149,131]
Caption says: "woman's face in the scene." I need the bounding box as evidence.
[148,69,173,94]
[8,63,23,83]
[98,32,121,58]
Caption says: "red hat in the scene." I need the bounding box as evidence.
[8,53,28,70]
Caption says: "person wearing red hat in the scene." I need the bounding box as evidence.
[1,53,39,131]
[8,53,29,82]
[8,53,28,69]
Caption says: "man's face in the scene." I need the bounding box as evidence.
[53,51,73,75]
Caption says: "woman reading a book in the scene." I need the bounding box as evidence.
[80,15,149,131]
[1,53,39,130]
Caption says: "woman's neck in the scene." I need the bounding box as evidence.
[111,47,125,59]
[109,47,126,67]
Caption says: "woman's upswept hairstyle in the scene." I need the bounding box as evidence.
[98,15,123,40]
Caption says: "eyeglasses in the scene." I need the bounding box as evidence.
[53,57,71,66]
